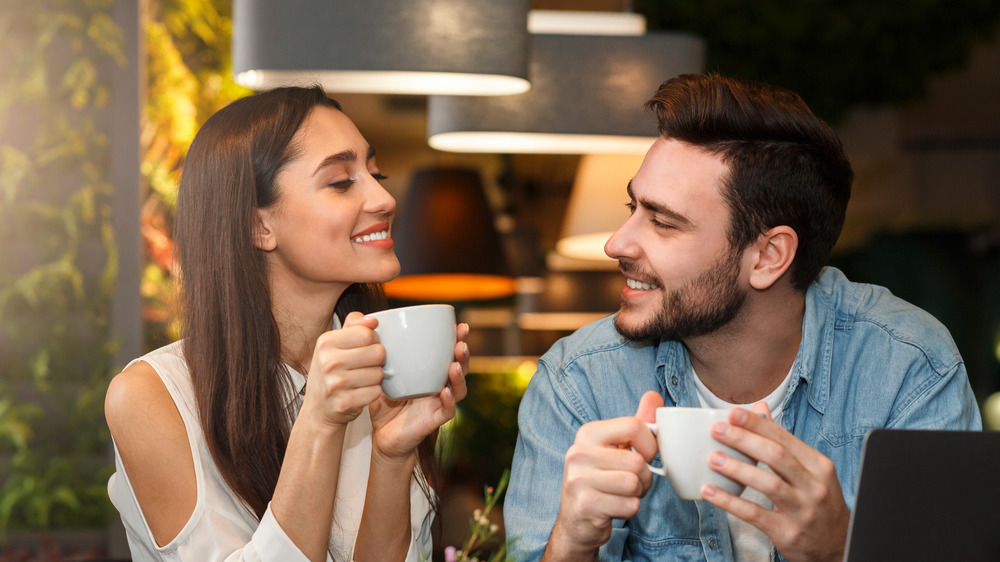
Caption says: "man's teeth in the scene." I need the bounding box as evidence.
[626,278,659,291]
[354,230,389,243]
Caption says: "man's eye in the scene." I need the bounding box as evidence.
[625,202,636,214]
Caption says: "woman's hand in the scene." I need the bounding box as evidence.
[368,322,471,462]
[301,311,386,429]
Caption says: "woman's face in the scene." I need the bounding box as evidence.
[255,106,400,295]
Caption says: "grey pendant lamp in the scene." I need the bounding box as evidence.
[232,0,531,96]
[427,11,705,153]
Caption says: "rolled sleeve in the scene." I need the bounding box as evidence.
[237,503,314,562]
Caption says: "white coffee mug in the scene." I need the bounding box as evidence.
[646,407,756,500]
[366,304,457,400]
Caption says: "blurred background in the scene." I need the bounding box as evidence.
[1,0,998,559]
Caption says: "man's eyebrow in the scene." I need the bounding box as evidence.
[626,180,692,227]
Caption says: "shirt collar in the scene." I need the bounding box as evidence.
[655,268,842,414]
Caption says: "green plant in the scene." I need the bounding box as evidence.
[637,0,1000,123]
[140,0,250,350]
[444,469,513,562]
[0,0,125,537]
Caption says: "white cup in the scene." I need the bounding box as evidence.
[646,407,756,500]
[366,304,457,400]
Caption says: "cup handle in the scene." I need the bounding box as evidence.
[645,422,667,477]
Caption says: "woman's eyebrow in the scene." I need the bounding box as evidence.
[311,149,357,176]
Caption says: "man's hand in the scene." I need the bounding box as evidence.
[702,402,851,562]
[543,391,664,562]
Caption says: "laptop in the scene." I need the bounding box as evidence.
[844,429,1000,561]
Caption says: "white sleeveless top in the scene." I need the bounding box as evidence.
[107,340,434,562]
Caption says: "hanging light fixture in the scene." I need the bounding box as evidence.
[427,11,704,154]
[232,0,531,96]
[556,153,647,262]
[383,168,516,302]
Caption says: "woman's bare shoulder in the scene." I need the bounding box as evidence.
[106,360,199,546]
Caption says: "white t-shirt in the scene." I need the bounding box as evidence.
[107,339,434,562]
[692,365,793,562]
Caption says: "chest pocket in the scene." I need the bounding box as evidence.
[618,477,708,561]
[624,536,705,562]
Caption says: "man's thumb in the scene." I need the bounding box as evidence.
[634,390,664,423]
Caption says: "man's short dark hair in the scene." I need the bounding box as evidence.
[645,73,853,292]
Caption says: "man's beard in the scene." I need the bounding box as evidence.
[614,249,747,342]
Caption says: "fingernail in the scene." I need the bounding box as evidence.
[709,451,727,468]
[702,485,717,498]
[732,408,748,424]
[443,386,453,399]
[711,421,729,436]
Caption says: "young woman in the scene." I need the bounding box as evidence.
[104,86,470,562]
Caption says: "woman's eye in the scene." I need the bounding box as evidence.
[372,172,388,182]
[329,179,354,190]
[625,202,636,214]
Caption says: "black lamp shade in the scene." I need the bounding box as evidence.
[385,168,514,301]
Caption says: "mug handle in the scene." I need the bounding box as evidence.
[645,422,667,477]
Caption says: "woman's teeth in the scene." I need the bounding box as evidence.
[354,230,389,243]
[626,278,659,291]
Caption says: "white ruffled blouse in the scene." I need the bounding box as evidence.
[107,339,434,561]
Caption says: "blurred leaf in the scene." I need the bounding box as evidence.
[0,146,32,206]
[87,12,127,67]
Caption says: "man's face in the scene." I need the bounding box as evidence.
[604,138,749,341]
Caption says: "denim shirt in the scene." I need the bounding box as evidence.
[505,267,981,562]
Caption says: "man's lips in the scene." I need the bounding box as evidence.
[625,278,659,291]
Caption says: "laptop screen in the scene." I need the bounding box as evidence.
[844,429,1000,562]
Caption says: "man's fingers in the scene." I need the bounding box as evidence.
[701,482,779,533]
[634,391,664,423]
[576,417,659,460]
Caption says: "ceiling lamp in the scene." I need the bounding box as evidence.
[427,12,704,154]
[384,168,516,301]
[556,153,647,262]
[232,0,531,96]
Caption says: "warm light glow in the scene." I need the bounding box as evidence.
[527,10,646,36]
[555,233,617,262]
[517,312,610,331]
[984,392,1000,431]
[556,153,646,261]
[384,274,517,301]
[235,70,531,96]
[428,132,656,154]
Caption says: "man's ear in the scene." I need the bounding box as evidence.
[253,209,277,251]
[748,226,797,290]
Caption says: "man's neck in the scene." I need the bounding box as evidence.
[684,289,805,404]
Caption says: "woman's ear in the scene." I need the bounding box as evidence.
[748,226,797,290]
[253,209,277,251]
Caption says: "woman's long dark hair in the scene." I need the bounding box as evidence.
[174,86,437,519]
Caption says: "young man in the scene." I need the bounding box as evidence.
[504,73,981,562]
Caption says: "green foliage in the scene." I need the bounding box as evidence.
[0,0,122,536]
[637,0,1000,123]
[140,0,250,349]
[447,470,512,562]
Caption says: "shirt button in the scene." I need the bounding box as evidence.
[708,538,718,549]
[671,375,679,385]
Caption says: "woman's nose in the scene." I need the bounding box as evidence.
[364,177,396,216]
